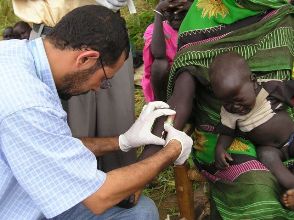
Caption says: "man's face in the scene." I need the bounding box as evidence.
[57,52,126,100]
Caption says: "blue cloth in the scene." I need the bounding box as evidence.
[51,195,159,220]
[0,38,106,219]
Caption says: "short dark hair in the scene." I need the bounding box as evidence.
[13,21,31,32]
[46,5,130,66]
[3,27,14,40]
[13,21,32,39]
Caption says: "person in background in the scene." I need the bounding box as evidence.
[0,5,193,219]
[2,26,14,40]
[12,0,137,199]
[142,0,191,102]
[13,21,32,39]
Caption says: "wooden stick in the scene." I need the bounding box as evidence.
[174,163,195,220]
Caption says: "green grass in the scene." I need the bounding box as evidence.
[121,0,157,50]
[0,0,19,38]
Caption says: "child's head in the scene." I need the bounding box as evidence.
[2,27,14,40]
[162,0,192,30]
[209,52,257,115]
[13,21,32,40]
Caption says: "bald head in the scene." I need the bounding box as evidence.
[209,52,252,99]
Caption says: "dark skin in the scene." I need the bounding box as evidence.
[13,21,32,40]
[150,0,191,101]
[139,71,195,160]
[210,52,294,209]
[140,52,294,209]
[3,27,14,40]
[138,60,255,183]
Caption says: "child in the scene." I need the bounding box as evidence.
[13,21,32,39]
[209,52,294,209]
[142,0,191,102]
[2,27,14,40]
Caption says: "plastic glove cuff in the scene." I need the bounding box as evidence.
[119,134,131,152]
[165,139,184,165]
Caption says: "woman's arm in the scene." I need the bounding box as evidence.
[139,71,196,160]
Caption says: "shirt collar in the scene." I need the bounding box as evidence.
[27,38,60,102]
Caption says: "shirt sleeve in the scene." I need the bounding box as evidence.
[1,106,106,218]
[264,80,294,107]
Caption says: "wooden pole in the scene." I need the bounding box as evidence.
[174,163,195,220]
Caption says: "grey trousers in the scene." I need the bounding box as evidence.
[31,26,136,172]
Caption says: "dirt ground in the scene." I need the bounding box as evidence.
[154,183,210,220]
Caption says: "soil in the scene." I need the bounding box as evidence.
[155,183,210,220]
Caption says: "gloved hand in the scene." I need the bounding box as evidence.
[119,101,176,152]
[164,123,193,165]
[96,0,127,12]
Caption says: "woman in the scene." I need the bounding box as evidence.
[141,0,294,218]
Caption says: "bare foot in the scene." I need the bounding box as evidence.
[282,189,294,210]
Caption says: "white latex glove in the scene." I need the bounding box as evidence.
[96,0,127,12]
[119,101,176,152]
[164,123,193,165]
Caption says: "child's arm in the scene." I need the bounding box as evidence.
[150,0,173,100]
[285,80,294,106]
[215,134,234,169]
[151,1,167,59]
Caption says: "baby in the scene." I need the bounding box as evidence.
[209,52,294,209]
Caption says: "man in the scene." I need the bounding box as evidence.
[0,5,192,220]
[12,0,137,175]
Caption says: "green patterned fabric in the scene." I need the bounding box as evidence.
[168,4,294,129]
[179,0,290,34]
[169,1,294,219]
[169,5,294,99]
[211,171,294,220]
[193,130,257,164]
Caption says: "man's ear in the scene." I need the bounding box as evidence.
[76,50,100,67]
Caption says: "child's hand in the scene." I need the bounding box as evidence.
[215,148,233,169]
[156,0,188,14]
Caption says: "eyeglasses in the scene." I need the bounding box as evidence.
[99,58,112,89]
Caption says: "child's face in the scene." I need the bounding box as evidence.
[221,80,256,115]
[13,26,30,40]
[164,10,187,30]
